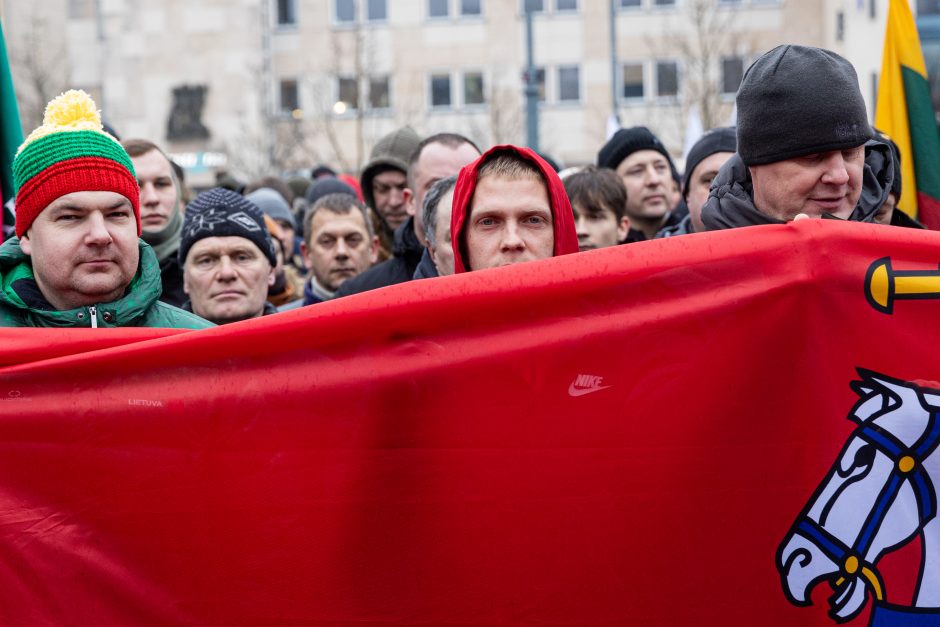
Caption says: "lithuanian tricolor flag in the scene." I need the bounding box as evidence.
[875,0,940,229]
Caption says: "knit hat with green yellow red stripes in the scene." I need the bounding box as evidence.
[12,89,139,238]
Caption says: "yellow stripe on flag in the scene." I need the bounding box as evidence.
[875,0,925,219]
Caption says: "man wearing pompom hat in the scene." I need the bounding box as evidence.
[0,90,212,328]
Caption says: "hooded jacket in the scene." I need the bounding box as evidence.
[701,139,894,230]
[450,145,579,273]
[0,238,213,329]
[359,127,421,259]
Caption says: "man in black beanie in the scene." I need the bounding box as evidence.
[179,188,279,324]
[597,126,684,241]
[702,45,894,230]
[658,127,736,237]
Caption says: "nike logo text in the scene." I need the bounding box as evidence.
[568,374,612,397]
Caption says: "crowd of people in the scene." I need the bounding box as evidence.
[0,44,920,328]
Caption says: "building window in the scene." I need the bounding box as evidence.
[534,67,546,102]
[336,0,356,23]
[556,0,578,10]
[429,0,449,18]
[461,0,482,16]
[920,0,940,11]
[430,73,453,108]
[652,0,676,6]
[622,63,644,100]
[337,77,359,112]
[369,76,391,109]
[366,0,387,21]
[276,0,297,25]
[655,61,678,99]
[721,57,744,95]
[464,72,485,106]
[68,0,95,18]
[522,0,545,13]
[557,65,580,102]
[619,0,641,8]
[279,79,299,114]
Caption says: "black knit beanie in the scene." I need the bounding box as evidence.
[597,126,679,182]
[305,177,358,206]
[179,187,278,268]
[737,45,872,166]
[682,127,737,199]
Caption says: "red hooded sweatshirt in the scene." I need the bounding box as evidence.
[450,145,578,274]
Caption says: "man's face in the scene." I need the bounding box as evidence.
[615,149,673,220]
[407,141,481,237]
[275,219,296,259]
[20,191,139,310]
[430,188,456,276]
[183,236,274,324]
[131,149,178,232]
[372,169,408,230]
[465,175,554,270]
[572,201,629,251]
[749,146,865,221]
[686,151,735,233]
[302,208,378,292]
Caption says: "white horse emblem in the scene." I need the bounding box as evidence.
[777,370,940,624]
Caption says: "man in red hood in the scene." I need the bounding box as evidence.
[450,145,578,273]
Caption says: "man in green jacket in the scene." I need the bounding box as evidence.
[0,89,211,329]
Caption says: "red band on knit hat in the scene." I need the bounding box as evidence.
[15,156,141,238]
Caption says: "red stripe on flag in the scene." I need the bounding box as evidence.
[917,191,940,230]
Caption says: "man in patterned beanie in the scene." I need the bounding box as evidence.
[0,90,211,328]
[179,187,279,325]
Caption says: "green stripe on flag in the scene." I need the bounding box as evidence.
[902,65,940,201]
[0,21,23,232]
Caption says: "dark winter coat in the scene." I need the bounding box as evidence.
[412,248,438,280]
[158,253,187,308]
[654,214,694,238]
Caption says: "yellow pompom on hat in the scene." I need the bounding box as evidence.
[12,90,139,237]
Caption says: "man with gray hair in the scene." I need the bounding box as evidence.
[281,192,378,309]
[702,45,894,230]
[414,175,459,278]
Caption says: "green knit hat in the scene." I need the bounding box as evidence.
[12,89,139,237]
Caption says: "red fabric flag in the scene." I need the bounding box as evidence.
[1,220,939,625]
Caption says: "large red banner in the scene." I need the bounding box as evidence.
[1,220,939,625]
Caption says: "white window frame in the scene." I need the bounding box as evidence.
[620,60,646,103]
[335,75,360,114]
[556,64,581,104]
[275,0,298,26]
[459,0,483,18]
[654,59,679,102]
[332,0,388,26]
[427,0,450,19]
[429,71,454,110]
[720,55,745,98]
[462,70,486,108]
[368,75,392,112]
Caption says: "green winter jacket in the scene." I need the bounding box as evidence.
[0,237,213,329]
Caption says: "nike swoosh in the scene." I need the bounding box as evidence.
[568,383,613,397]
